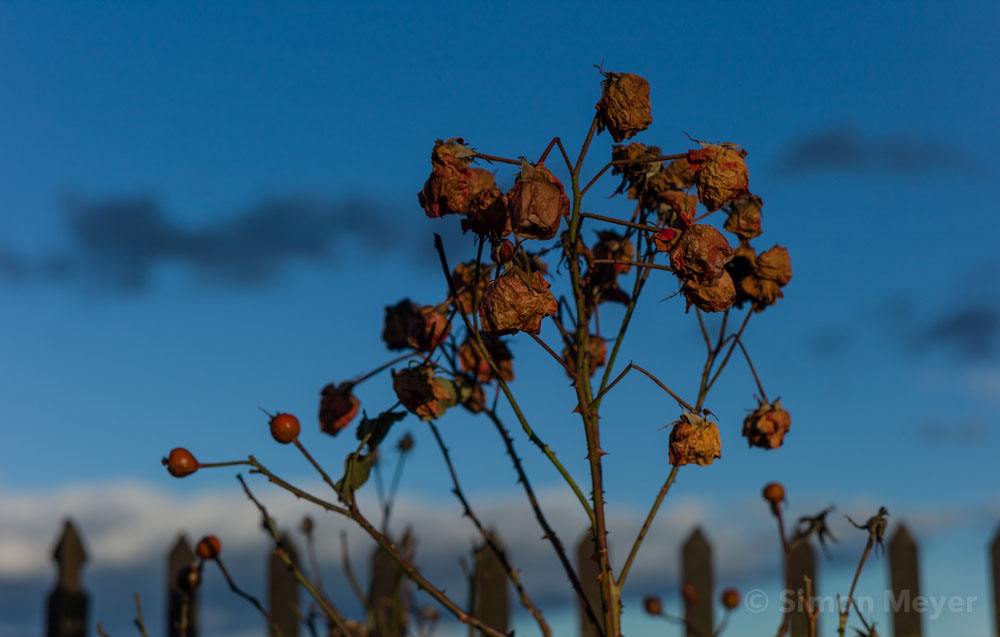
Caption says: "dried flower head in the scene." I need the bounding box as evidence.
[319,382,360,436]
[562,333,608,379]
[755,245,792,286]
[683,270,737,313]
[723,194,763,240]
[595,71,652,142]
[742,399,791,449]
[479,267,558,336]
[462,181,511,239]
[591,231,635,275]
[455,376,487,414]
[451,261,495,315]
[382,299,419,350]
[507,161,570,240]
[669,224,735,284]
[406,304,452,351]
[688,142,749,211]
[668,412,722,466]
[729,244,792,310]
[652,227,681,253]
[661,156,696,190]
[457,334,515,383]
[392,364,457,421]
[417,139,495,218]
[490,239,516,265]
[611,142,663,198]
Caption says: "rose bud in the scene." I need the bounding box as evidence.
[595,71,652,142]
[490,239,516,265]
[163,448,198,478]
[196,535,221,560]
[562,333,608,379]
[319,382,360,436]
[683,270,737,313]
[721,588,741,610]
[643,595,664,616]
[611,142,663,198]
[723,194,764,240]
[508,161,570,240]
[669,224,735,284]
[668,412,722,467]
[742,399,791,450]
[451,261,495,315]
[382,299,419,350]
[406,303,452,351]
[479,267,558,336]
[688,142,750,211]
[392,363,458,421]
[591,231,635,275]
[457,334,514,383]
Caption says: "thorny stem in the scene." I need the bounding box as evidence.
[773,503,793,637]
[473,152,520,166]
[212,555,285,636]
[616,465,680,588]
[705,309,754,396]
[696,308,712,353]
[482,408,604,637]
[339,530,369,612]
[237,475,351,636]
[630,364,697,412]
[537,136,575,176]
[581,211,662,234]
[352,351,419,386]
[592,258,675,272]
[434,234,596,526]
[837,537,875,636]
[579,152,688,196]
[528,331,575,377]
[427,420,552,637]
[197,460,252,469]
[381,448,409,534]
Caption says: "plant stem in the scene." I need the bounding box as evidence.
[616,466,680,588]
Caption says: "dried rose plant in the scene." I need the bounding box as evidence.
[152,69,844,637]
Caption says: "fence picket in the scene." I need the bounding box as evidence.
[268,533,301,637]
[166,535,198,637]
[789,539,817,637]
[888,524,922,637]
[682,527,713,637]
[469,532,509,635]
[47,519,88,637]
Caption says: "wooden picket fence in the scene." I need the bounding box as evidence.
[45,519,1000,636]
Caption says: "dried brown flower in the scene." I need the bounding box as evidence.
[451,261,495,314]
[479,267,558,336]
[406,304,452,351]
[462,180,511,239]
[562,333,608,379]
[392,364,457,421]
[595,71,652,142]
[742,399,791,449]
[508,161,570,240]
[755,245,792,286]
[490,239,516,265]
[418,139,496,218]
[611,142,663,198]
[728,244,792,310]
[723,194,763,240]
[661,156,696,190]
[688,143,749,211]
[457,335,514,383]
[668,412,722,467]
[382,299,419,350]
[591,231,635,275]
[319,382,360,436]
[683,270,737,313]
[669,224,735,284]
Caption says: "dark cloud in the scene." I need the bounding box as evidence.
[805,327,852,357]
[911,305,999,360]
[776,126,978,177]
[1,194,472,293]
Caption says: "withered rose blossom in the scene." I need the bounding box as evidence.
[453,376,487,414]
[462,181,511,239]
[652,227,681,253]
[595,71,653,142]
[742,399,791,449]
[382,299,419,350]
[668,412,722,467]
[479,267,558,336]
[451,261,495,314]
[392,364,457,421]
[319,382,360,436]
[683,270,737,313]
[723,194,763,240]
[755,245,792,286]
[611,142,663,198]
[418,139,494,218]
[688,143,749,211]
[507,161,570,240]
[668,224,735,284]
[660,156,696,190]
[592,231,635,275]
[457,335,514,383]
[406,304,452,351]
[562,333,608,379]
[655,190,697,228]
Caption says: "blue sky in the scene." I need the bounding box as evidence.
[1,2,998,636]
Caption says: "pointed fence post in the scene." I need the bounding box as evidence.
[576,529,603,637]
[47,519,89,637]
[469,532,509,635]
[990,524,999,637]
[269,533,301,637]
[789,540,817,637]
[167,535,198,637]
[369,530,414,637]
[681,527,713,637]
[888,523,922,637]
